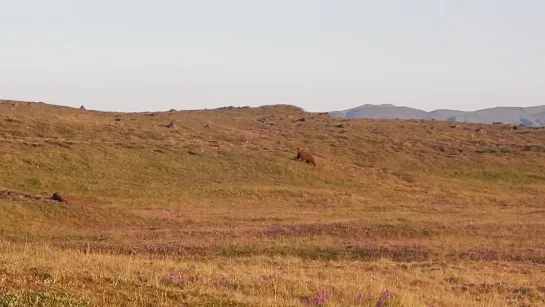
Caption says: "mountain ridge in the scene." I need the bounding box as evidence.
[330,104,545,126]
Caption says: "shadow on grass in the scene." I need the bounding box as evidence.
[221,244,431,262]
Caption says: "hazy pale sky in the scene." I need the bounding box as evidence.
[1,1,544,112]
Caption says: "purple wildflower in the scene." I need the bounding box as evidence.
[302,289,333,306]
[375,289,395,307]
[382,289,394,299]
[355,293,364,304]
[214,277,230,289]
[163,273,189,287]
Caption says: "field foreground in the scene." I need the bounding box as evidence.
[1,100,545,306]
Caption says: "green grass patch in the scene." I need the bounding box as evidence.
[451,170,545,184]
[23,178,41,189]
[0,290,91,307]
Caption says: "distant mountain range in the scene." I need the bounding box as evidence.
[329,104,545,127]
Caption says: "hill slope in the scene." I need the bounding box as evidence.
[2,100,545,306]
[330,103,545,126]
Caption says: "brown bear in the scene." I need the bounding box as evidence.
[295,147,316,167]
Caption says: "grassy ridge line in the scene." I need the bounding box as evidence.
[3,101,545,196]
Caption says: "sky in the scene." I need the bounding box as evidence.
[1,0,544,113]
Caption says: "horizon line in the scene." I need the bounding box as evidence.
[2,97,544,114]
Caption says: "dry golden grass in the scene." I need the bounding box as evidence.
[1,100,545,306]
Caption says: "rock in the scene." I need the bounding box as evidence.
[80,105,86,110]
[334,124,345,128]
[51,192,66,203]
[188,150,203,156]
[169,109,176,112]
[294,117,306,123]
[166,121,176,129]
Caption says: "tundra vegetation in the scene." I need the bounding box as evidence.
[1,100,545,306]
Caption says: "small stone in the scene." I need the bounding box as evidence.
[51,192,66,203]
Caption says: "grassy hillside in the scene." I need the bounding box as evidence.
[2,100,545,306]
